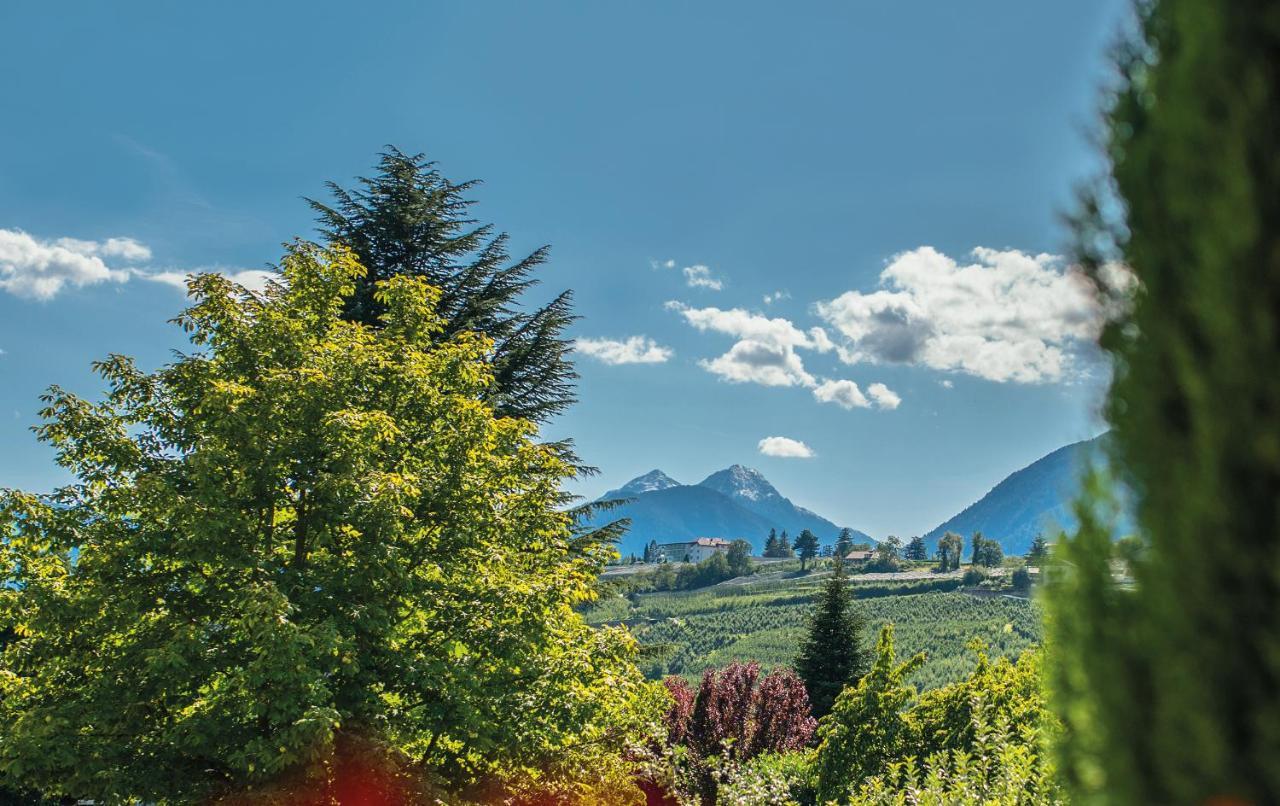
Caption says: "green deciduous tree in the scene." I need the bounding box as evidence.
[971,532,1004,568]
[726,539,753,577]
[0,245,660,804]
[794,529,820,571]
[795,562,866,718]
[867,536,903,573]
[936,532,963,572]
[1048,0,1280,801]
[812,625,924,804]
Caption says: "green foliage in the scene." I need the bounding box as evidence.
[905,536,929,562]
[716,750,815,806]
[1049,0,1280,801]
[1011,565,1032,592]
[726,539,753,577]
[835,528,855,560]
[970,533,1003,568]
[795,529,820,570]
[936,532,963,572]
[310,148,577,424]
[812,625,925,804]
[813,632,1056,804]
[911,644,1049,761]
[866,536,903,573]
[852,696,1063,806]
[1025,534,1049,566]
[0,245,659,803]
[795,563,866,718]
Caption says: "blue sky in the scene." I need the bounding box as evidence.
[0,0,1127,538]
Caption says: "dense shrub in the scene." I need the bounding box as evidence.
[662,662,815,804]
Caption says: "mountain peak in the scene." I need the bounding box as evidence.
[699,465,782,503]
[600,469,682,500]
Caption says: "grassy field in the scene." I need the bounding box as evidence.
[585,568,1042,691]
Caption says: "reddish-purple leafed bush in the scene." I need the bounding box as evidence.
[662,676,696,747]
[663,662,816,761]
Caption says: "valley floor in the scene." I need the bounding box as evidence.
[586,567,1042,691]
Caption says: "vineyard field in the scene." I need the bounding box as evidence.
[585,570,1041,691]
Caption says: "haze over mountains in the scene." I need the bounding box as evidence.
[593,465,871,557]
[596,435,1118,560]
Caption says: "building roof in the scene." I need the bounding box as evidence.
[658,537,732,548]
[845,549,875,561]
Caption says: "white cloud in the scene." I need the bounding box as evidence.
[812,378,900,410]
[575,335,673,365]
[666,302,833,387]
[758,436,815,459]
[651,258,677,270]
[813,379,870,409]
[867,382,901,410]
[1,229,134,300]
[940,379,954,389]
[815,246,1109,384]
[101,237,152,261]
[139,268,277,294]
[1,228,276,300]
[763,290,791,305]
[683,264,724,291]
[703,340,814,386]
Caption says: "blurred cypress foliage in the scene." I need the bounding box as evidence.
[1048,0,1280,802]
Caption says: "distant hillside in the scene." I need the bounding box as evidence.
[589,465,870,557]
[925,435,1117,555]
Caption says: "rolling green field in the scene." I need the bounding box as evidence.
[585,569,1042,691]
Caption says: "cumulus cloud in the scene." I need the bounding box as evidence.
[683,264,724,291]
[666,302,833,387]
[651,258,677,271]
[0,229,138,300]
[815,246,1109,383]
[575,335,673,365]
[704,340,814,386]
[758,436,815,459]
[763,290,791,305]
[867,382,901,410]
[1,228,278,300]
[812,379,870,409]
[812,378,900,410]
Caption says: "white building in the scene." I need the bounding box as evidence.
[657,537,734,563]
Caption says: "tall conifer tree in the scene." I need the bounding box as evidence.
[310,148,577,424]
[795,561,866,718]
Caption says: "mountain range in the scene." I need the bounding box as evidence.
[594,433,1122,559]
[592,465,871,557]
[922,434,1128,555]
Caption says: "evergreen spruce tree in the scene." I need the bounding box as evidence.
[779,530,793,558]
[795,561,866,718]
[1026,534,1049,566]
[764,529,779,557]
[795,529,820,571]
[834,527,854,560]
[310,148,577,424]
[904,535,928,562]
